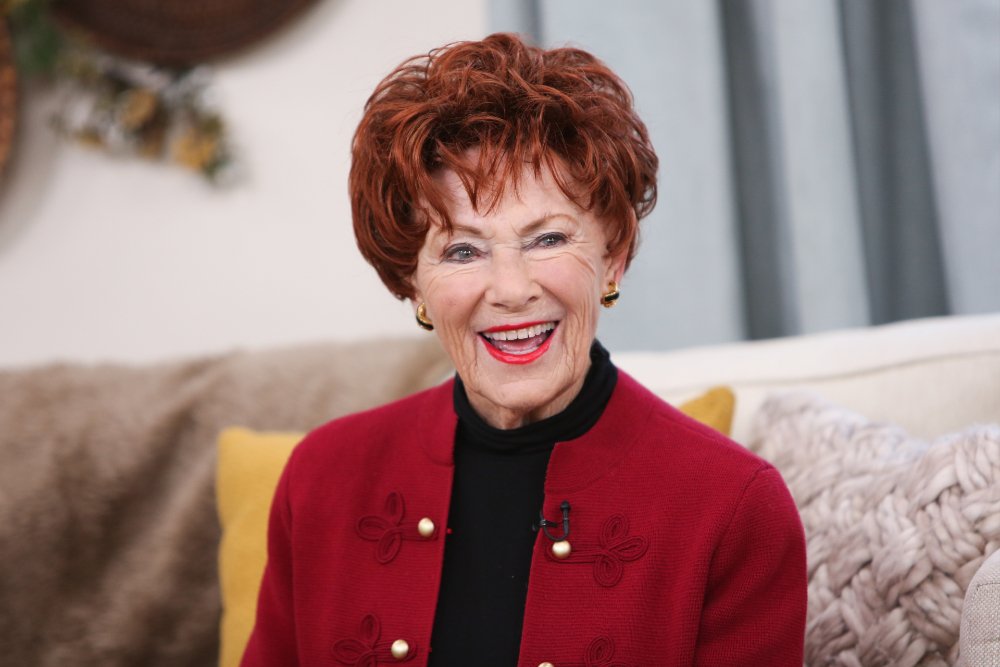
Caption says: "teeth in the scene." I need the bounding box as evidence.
[483,322,555,341]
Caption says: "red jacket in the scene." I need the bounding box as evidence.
[243,371,806,666]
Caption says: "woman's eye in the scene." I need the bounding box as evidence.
[444,244,478,262]
[534,233,567,248]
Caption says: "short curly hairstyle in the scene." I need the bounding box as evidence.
[350,32,658,300]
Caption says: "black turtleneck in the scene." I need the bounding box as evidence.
[427,342,617,666]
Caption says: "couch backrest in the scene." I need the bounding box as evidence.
[613,313,1000,443]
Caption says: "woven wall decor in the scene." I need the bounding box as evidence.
[0,20,16,175]
[52,0,319,66]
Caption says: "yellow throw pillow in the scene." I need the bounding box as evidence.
[215,386,734,666]
[678,386,735,437]
[216,428,301,667]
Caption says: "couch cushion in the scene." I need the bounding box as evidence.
[748,392,1000,665]
[961,548,1000,666]
[613,313,1000,443]
[217,428,300,667]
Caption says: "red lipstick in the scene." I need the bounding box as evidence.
[479,323,556,365]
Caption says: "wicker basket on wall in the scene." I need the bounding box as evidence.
[0,20,16,176]
[53,0,319,66]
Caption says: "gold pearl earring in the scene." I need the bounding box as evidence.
[600,281,621,308]
[415,303,434,331]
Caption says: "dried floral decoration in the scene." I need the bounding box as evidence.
[52,52,234,181]
[3,0,235,182]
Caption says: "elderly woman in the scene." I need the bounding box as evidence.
[243,33,806,666]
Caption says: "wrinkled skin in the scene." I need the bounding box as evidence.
[411,165,626,429]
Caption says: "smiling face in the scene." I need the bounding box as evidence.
[411,165,626,429]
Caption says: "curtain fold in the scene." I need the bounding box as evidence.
[840,0,950,324]
[490,0,999,350]
[719,0,800,340]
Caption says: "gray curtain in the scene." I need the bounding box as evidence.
[491,0,1000,350]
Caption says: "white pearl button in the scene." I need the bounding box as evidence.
[390,638,409,660]
[417,517,435,538]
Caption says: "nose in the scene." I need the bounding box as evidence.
[485,246,541,310]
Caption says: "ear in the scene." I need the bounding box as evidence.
[603,246,628,286]
[407,277,423,313]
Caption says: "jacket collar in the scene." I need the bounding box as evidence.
[416,371,658,492]
[545,371,656,494]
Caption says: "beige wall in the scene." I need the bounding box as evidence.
[0,0,486,366]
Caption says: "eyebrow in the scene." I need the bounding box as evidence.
[449,213,573,239]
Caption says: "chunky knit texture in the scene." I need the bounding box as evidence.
[749,393,1000,666]
[242,372,806,666]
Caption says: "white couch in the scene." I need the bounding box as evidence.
[614,313,1000,444]
[1,313,996,665]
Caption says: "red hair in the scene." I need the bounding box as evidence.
[350,32,658,300]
